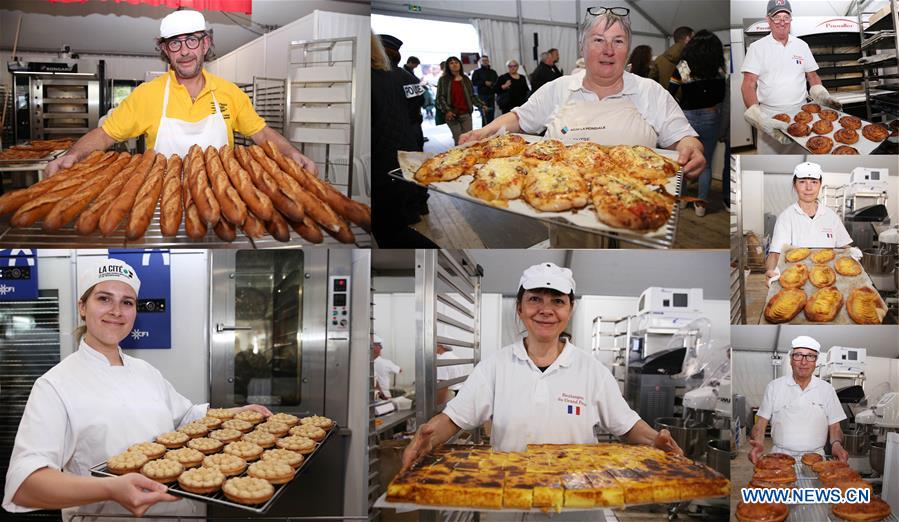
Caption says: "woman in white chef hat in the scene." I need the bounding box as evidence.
[765,161,859,286]
[402,262,683,470]
[2,258,271,519]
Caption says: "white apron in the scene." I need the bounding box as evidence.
[770,393,829,457]
[153,75,229,157]
[545,94,657,147]
[757,103,806,155]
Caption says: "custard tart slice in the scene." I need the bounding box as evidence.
[784,248,811,262]
[804,287,843,322]
[809,265,836,288]
[764,288,807,324]
[779,264,808,289]
[835,256,862,276]
[847,287,886,324]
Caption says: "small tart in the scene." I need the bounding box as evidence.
[735,501,789,522]
[128,442,166,460]
[107,450,150,475]
[256,420,290,437]
[141,458,184,483]
[831,496,891,522]
[155,431,190,449]
[289,424,326,441]
[812,459,850,475]
[178,466,225,494]
[784,248,811,262]
[276,435,316,454]
[804,286,843,322]
[222,419,254,433]
[205,408,235,420]
[224,440,264,461]
[300,415,334,430]
[809,265,837,288]
[177,421,210,439]
[165,447,205,468]
[779,264,808,289]
[242,430,277,448]
[209,428,243,443]
[187,437,225,455]
[234,410,265,425]
[752,467,797,485]
[223,476,275,505]
[248,459,296,484]
[268,413,300,427]
[262,448,305,468]
[197,416,223,429]
[800,453,824,466]
[835,256,862,276]
[202,453,247,476]
[756,453,796,469]
[811,249,835,264]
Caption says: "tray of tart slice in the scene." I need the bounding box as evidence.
[376,443,729,513]
[762,246,888,325]
[392,133,683,249]
[90,413,337,514]
[774,103,887,155]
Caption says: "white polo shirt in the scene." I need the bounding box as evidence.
[769,202,852,253]
[511,70,697,148]
[742,34,819,111]
[373,355,401,399]
[757,375,846,425]
[443,339,641,452]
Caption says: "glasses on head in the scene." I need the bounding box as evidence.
[770,14,792,24]
[791,352,818,362]
[165,34,205,52]
[587,6,630,17]
[509,63,519,68]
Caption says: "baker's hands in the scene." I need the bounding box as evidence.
[289,150,317,177]
[744,104,791,144]
[44,153,80,178]
[401,423,438,473]
[766,267,781,288]
[106,473,179,517]
[674,137,705,179]
[831,442,849,462]
[231,404,274,417]
[653,429,684,455]
[748,439,764,464]
[849,247,864,261]
[810,85,842,111]
[459,128,492,145]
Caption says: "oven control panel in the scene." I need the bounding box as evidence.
[328,275,351,332]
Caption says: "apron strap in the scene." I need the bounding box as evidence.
[161,74,171,116]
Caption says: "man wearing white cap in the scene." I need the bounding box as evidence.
[45,9,316,176]
[402,262,683,476]
[765,161,857,286]
[373,334,402,400]
[749,336,848,463]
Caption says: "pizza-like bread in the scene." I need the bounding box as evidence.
[521,162,588,212]
[779,264,808,289]
[736,501,789,522]
[522,139,566,162]
[835,256,862,276]
[479,134,527,160]
[809,265,836,288]
[847,287,886,324]
[414,147,478,184]
[811,249,835,264]
[804,286,843,322]
[467,157,528,205]
[563,141,611,180]
[784,248,811,262]
[832,496,892,522]
[607,145,680,183]
[590,174,671,231]
[764,288,807,323]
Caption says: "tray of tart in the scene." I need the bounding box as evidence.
[762,246,887,325]
[90,412,337,514]
[376,442,729,513]
[774,103,888,155]
[392,133,684,249]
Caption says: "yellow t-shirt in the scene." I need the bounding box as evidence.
[102,69,267,148]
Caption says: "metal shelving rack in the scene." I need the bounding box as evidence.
[235,77,287,147]
[591,316,627,394]
[858,0,899,122]
[730,154,746,325]
[286,37,356,199]
[823,185,847,220]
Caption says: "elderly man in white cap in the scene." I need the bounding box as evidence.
[372,334,402,400]
[749,335,848,463]
[741,0,842,154]
[45,9,316,176]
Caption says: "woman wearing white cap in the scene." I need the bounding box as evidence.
[2,258,271,518]
[402,262,683,471]
[765,161,857,286]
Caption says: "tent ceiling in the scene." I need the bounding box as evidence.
[730,0,860,26]
[626,0,730,35]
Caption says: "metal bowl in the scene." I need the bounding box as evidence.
[842,430,869,456]
[706,439,733,478]
[870,442,885,475]
[654,417,710,460]
[861,249,895,275]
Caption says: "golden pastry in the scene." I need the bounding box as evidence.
[205,408,235,420]
[224,440,264,461]
[804,287,843,322]
[764,288,807,324]
[128,442,166,460]
[223,476,275,505]
[268,413,300,427]
[289,424,326,441]
[248,459,296,484]
[779,264,808,289]
[141,458,183,483]
[735,501,789,522]
[242,430,277,449]
[811,249,835,264]
[255,421,290,437]
[155,431,190,449]
[300,415,334,430]
[107,450,149,475]
[847,287,886,325]
[809,265,836,288]
[262,448,305,468]
[276,435,316,454]
[784,248,810,262]
[187,437,225,455]
[165,447,205,468]
[235,410,265,425]
[202,453,247,476]
[177,421,209,439]
[221,419,254,433]
[835,256,862,276]
[209,428,243,443]
[178,466,225,494]
[198,416,223,429]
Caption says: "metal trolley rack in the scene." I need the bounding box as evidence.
[730,154,746,325]
[236,77,287,147]
[858,0,899,123]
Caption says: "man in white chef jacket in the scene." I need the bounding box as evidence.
[373,335,402,400]
[741,0,842,154]
[749,336,849,463]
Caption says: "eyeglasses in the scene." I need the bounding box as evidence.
[509,63,519,68]
[770,15,792,24]
[791,352,818,362]
[587,6,630,17]
[165,34,205,52]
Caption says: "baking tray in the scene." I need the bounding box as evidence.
[786,476,897,521]
[0,149,65,166]
[90,423,338,515]
[761,246,887,325]
[778,107,887,155]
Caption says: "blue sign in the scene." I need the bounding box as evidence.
[108,249,172,349]
[0,249,39,301]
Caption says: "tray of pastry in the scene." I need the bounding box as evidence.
[376,442,729,513]
[0,143,371,248]
[90,413,338,514]
[392,134,683,249]
[0,139,75,165]
[775,103,888,155]
[791,461,895,522]
[762,246,888,325]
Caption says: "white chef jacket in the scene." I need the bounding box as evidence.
[373,355,401,399]
[444,339,641,452]
[742,34,819,112]
[757,375,846,441]
[511,70,697,148]
[769,202,853,253]
[3,339,208,518]
[437,350,470,392]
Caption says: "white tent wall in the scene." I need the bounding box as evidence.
[0,51,165,82]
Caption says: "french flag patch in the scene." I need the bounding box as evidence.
[567,405,581,415]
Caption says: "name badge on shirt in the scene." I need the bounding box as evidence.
[792,54,804,65]
[558,392,586,416]
[403,84,425,98]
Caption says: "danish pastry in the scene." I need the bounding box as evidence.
[804,287,843,322]
[833,145,859,155]
[165,447,205,468]
[205,408,235,420]
[178,466,225,494]
[756,453,796,469]
[235,409,266,425]
[819,109,839,121]
[800,453,823,472]
[847,287,886,325]
[800,103,821,114]
[248,459,296,484]
[197,416,223,429]
[187,437,225,455]
[202,453,247,476]
[255,421,290,437]
[221,419,254,433]
[784,247,811,262]
[155,431,189,449]
[262,448,305,468]
[209,428,243,443]
[772,113,790,123]
[223,476,275,505]
[289,424,326,441]
[862,123,889,141]
[809,265,836,288]
[787,122,810,137]
[300,415,335,430]
[812,119,833,135]
[764,288,807,324]
[735,501,789,522]
[242,430,277,449]
[268,413,300,427]
[806,135,833,154]
[141,458,183,483]
[224,440,264,461]
[834,128,859,144]
[276,435,316,454]
[779,264,808,289]
[839,115,862,129]
[107,450,150,475]
[128,442,166,460]
[177,421,209,439]
[835,256,862,276]
[811,249,835,264]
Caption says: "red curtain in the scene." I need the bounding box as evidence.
[46,0,252,15]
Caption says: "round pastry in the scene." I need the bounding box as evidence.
[834,128,859,144]
[839,115,862,129]
[223,476,275,506]
[187,437,225,455]
[197,416,223,429]
[262,448,305,468]
[862,123,889,142]
[221,419,254,433]
[205,408,235,420]
[128,442,166,460]
[825,478,872,495]
[806,136,833,154]
[831,496,891,522]
[749,478,795,489]
[300,415,334,430]
[289,424,326,441]
[155,431,189,449]
[268,413,300,427]
[785,248,811,262]
[248,459,296,485]
[756,453,796,469]
[833,145,859,155]
[810,265,837,288]
[752,467,797,485]
[165,447,205,468]
[202,453,247,476]
[801,103,821,114]
[209,428,243,443]
[255,420,290,437]
[804,286,843,322]
[141,458,184,484]
[773,113,791,123]
[811,249,835,264]
[819,109,839,121]
[177,421,210,439]
[234,410,265,425]
[224,440,264,461]
[735,501,789,522]
[107,450,150,475]
[779,264,808,289]
[819,466,862,482]
[801,453,824,466]
[242,430,277,449]
[788,122,811,137]
[812,459,850,475]
[835,256,863,276]
[812,119,834,135]
[178,466,225,494]
[276,435,316,454]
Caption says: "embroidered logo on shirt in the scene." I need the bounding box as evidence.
[558,392,586,416]
[792,55,804,65]
[567,405,581,415]
[213,101,230,120]
[822,228,833,239]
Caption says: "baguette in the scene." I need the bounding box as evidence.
[241,211,267,239]
[220,145,274,221]
[213,216,237,242]
[98,152,159,236]
[233,145,304,221]
[186,145,221,226]
[75,154,142,235]
[43,153,136,231]
[0,152,116,216]
[289,216,324,244]
[159,155,183,237]
[125,152,167,240]
[182,156,208,240]
[265,209,292,242]
[204,146,247,226]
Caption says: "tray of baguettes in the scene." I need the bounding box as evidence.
[774,103,889,155]
[376,442,729,513]
[90,410,337,514]
[0,141,371,247]
[392,133,685,248]
[763,246,887,325]
[0,139,76,164]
